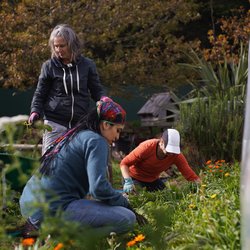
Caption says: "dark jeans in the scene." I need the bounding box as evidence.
[27,199,136,236]
[132,178,166,192]
[64,199,136,235]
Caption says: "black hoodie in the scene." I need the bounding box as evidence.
[30,55,105,128]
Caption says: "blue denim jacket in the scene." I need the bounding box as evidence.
[19,130,129,225]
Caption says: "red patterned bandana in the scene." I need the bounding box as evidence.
[97,97,126,124]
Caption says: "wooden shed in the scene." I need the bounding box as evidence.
[137,92,180,127]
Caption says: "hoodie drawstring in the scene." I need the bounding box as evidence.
[62,68,68,95]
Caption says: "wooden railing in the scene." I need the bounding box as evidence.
[0,144,42,150]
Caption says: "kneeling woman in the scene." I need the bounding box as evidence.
[19,97,138,238]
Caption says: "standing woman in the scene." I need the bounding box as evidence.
[20,98,146,238]
[28,24,105,154]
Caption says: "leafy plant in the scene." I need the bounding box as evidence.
[178,44,247,161]
[0,122,240,249]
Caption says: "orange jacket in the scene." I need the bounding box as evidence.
[120,139,199,182]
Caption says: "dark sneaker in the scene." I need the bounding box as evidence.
[6,220,38,238]
[22,220,39,239]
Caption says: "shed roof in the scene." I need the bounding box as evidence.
[137,92,179,117]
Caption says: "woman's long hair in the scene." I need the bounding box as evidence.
[49,24,82,62]
[39,108,100,176]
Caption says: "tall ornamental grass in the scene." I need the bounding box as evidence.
[178,45,248,162]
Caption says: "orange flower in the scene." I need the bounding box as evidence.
[134,234,145,242]
[216,160,225,164]
[206,160,212,165]
[215,165,220,169]
[126,240,137,247]
[22,238,35,246]
[208,165,213,168]
[54,243,64,250]
[209,169,213,173]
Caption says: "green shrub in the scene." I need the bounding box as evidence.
[178,45,247,161]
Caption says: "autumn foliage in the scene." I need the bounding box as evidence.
[203,7,250,63]
[0,0,200,94]
[0,1,248,95]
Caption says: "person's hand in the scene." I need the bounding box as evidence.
[194,177,201,184]
[28,112,39,125]
[127,204,148,226]
[123,177,135,193]
[134,211,148,226]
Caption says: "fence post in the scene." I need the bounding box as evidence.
[241,40,250,249]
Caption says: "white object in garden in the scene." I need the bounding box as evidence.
[241,40,250,250]
[0,114,28,131]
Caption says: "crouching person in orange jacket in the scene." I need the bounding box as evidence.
[120,129,201,193]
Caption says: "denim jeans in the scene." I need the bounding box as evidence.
[64,199,136,235]
[42,120,67,154]
[21,180,136,235]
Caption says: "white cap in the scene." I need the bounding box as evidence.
[162,129,180,154]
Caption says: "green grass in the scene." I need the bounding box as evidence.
[0,159,240,250]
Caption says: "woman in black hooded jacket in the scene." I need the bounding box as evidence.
[28,24,105,154]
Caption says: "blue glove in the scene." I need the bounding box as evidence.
[123,177,135,193]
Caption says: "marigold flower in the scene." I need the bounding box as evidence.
[207,29,214,35]
[134,234,145,242]
[22,238,35,246]
[215,165,220,169]
[208,165,213,168]
[126,240,137,247]
[225,172,230,177]
[54,243,64,250]
[219,170,223,172]
[211,194,217,199]
[216,160,225,164]
[209,169,213,173]
[206,160,212,165]
[188,204,196,209]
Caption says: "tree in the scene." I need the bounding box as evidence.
[0,0,200,95]
[203,6,250,63]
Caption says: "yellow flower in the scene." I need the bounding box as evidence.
[210,194,217,199]
[22,238,35,246]
[207,30,214,35]
[126,240,137,247]
[54,243,64,250]
[134,234,145,242]
[201,184,207,187]
[189,204,196,209]
[225,172,230,177]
